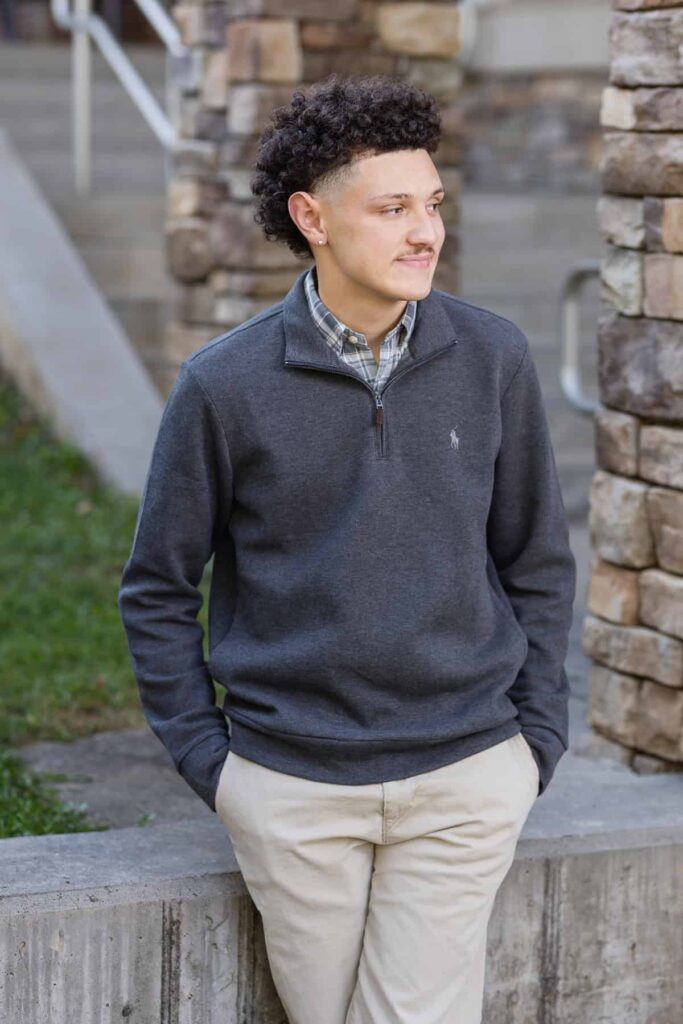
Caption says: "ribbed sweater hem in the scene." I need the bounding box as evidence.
[227,715,523,785]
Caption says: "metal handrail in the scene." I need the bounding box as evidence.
[558,260,601,416]
[49,0,204,192]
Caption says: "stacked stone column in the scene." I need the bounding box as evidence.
[583,0,683,771]
[151,1,464,396]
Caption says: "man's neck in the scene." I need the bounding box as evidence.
[314,262,408,351]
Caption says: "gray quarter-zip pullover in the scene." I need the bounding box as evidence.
[118,269,577,812]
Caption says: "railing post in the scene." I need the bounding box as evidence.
[73,0,92,194]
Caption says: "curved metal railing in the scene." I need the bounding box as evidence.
[558,260,601,416]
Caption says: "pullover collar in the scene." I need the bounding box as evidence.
[283,269,459,376]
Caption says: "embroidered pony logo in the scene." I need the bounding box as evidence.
[449,427,460,451]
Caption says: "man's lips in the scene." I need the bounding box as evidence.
[396,254,433,268]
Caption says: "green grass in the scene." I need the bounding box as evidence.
[0,371,212,835]
[0,748,109,837]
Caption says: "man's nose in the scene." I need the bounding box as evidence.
[406,211,441,246]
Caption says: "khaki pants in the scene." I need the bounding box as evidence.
[215,732,539,1024]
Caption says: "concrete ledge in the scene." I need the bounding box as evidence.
[0,127,163,497]
[1,812,681,1022]
[0,819,287,1023]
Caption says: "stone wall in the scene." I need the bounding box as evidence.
[459,71,605,194]
[583,0,683,772]
[153,0,463,397]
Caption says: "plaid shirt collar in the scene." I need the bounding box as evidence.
[303,265,417,358]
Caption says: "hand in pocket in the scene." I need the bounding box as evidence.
[215,750,232,819]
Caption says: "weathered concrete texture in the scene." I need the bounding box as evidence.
[0,128,163,497]
[0,816,681,1023]
[487,833,683,1022]
[0,821,286,1024]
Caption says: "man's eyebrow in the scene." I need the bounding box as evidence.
[367,186,445,201]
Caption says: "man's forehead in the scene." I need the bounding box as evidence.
[349,152,440,197]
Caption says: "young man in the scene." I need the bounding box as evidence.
[119,74,576,1024]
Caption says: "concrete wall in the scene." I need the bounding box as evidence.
[1,819,681,1022]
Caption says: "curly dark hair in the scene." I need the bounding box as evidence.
[251,73,442,260]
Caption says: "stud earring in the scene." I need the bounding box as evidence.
[317,239,325,245]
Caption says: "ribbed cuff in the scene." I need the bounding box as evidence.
[522,728,565,797]
[178,732,230,812]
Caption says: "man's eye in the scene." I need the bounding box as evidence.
[383,203,443,215]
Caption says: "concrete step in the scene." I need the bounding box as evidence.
[1,115,167,147]
[77,242,172,300]
[49,195,175,316]
[9,149,168,199]
[0,41,168,200]
[0,39,167,80]
[0,78,166,110]
[39,193,173,301]
[49,193,167,242]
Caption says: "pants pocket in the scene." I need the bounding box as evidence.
[509,732,539,794]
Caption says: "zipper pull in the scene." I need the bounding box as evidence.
[374,392,384,426]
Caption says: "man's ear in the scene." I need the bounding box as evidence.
[287,191,325,245]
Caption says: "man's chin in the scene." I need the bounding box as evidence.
[377,275,431,301]
[390,281,433,302]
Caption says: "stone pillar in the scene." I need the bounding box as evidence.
[583,0,683,772]
[153,0,463,396]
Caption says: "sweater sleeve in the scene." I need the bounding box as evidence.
[486,339,577,797]
[118,361,232,812]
